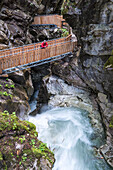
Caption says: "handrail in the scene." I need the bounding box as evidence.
[0,40,75,74]
[0,36,70,53]
[32,14,68,28]
[0,40,72,58]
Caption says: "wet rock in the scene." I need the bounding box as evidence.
[64,1,113,56]
[31,63,50,90]
[51,56,88,90]
[100,144,113,168]
[0,78,30,120]
[0,44,9,50]
[0,20,10,46]
[98,93,108,104]
[97,92,113,167]
[42,0,64,13]
[9,69,34,98]
[72,55,113,100]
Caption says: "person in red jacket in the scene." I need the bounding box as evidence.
[41,40,48,48]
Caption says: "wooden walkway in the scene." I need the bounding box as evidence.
[0,15,76,75]
[32,15,67,28]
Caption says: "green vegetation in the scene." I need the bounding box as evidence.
[61,28,69,37]
[5,83,15,89]
[0,79,15,99]
[0,110,54,169]
[104,50,113,69]
[38,142,47,151]
[0,151,3,161]
[3,91,9,96]
[109,116,113,128]
[61,0,70,15]
[0,110,37,133]
[19,136,26,144]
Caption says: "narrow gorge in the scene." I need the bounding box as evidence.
[0,0,113,169]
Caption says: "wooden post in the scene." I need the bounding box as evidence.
[0,66,2,74]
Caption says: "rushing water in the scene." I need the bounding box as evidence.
[29,90,39,113]
[29,107,112,170]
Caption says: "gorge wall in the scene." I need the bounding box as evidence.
[63,0,113,99]
[0,0,113,168]
[57,0,113,167]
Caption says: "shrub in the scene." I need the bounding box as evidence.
[61,28,69,37]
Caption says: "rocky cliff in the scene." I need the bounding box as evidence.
[63,0,113,99]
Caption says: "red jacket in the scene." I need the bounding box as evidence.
[41,42,48,48]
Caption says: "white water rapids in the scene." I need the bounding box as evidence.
[29,107,112,170]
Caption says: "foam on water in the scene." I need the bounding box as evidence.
[29,107,112,170]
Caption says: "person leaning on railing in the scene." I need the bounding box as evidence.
[41,40,48,49]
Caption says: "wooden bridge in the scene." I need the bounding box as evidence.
[0,15,76,75]
[32,14,68,28]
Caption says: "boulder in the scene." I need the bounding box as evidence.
[9,69,34,98]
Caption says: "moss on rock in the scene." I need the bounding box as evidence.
[109,116,113,128]
[104,50,113,69]
[0,151,3,161]
[0,111,55,169]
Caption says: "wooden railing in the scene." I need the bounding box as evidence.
[0,15,76,75]
[0,35,75,74]
[32,15,67,28]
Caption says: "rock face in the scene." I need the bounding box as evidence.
[63,0,113,56]
[42,0,64,13]
[97,93,113,167]
[30,27,63,43]
[9,69,34,98]
[0,77,30,120]
[51,55,88,90]
[63,0,113,100]
[0,69,34,120]
[57,0,113,167]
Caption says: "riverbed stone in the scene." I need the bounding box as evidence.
[98,93,108,104]
[100,144,113,167]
